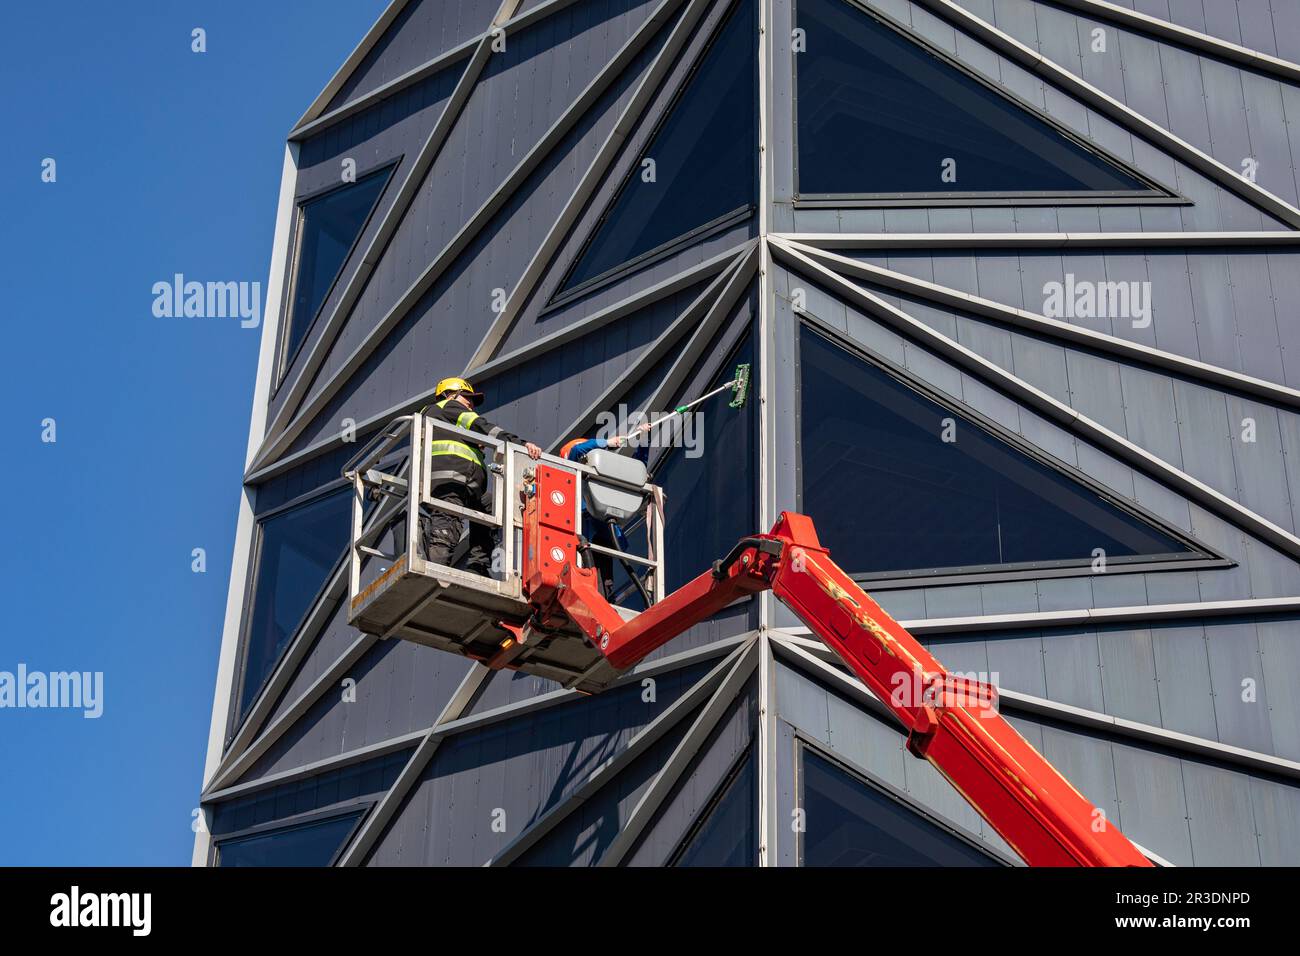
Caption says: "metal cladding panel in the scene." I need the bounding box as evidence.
[1041,628,1106,712]
[1110,743,1194,866]
[1251,775,1300,866]
[1182,761,1261,865]
[1203,620,1274,755]
[324,0,503,112]
[1257,619,1300,761]
[362,662,711,864]
[626,681,755,865]
[1150,621,1220,741]
[238,639,473,784]
[1095,625,1163,726]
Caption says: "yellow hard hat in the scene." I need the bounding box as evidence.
[434,376,484,406]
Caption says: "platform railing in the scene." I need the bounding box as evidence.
[343,412,667,610]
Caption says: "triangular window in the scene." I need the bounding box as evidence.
[216,810,364,867]
[283,166,391,365]
[800,745,999,866]
[794,0,1157,197]
[798,325,1203,580]
[558,0,757,295]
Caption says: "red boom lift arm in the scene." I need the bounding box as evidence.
[519,463,1152,867]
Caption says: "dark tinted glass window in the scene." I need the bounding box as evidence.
[650,333,757,591]
[798,326,1194,577]
[794,0,1149,195]
[217,812,362,867]
[240,490,352,717]
[561,0,757,291]
[673,750,756,866]
[285,169,389,360]
[801,748,997,866]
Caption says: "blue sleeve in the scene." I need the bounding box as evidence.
[566,437,607,461]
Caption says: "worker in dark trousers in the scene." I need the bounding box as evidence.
[420,376,542,577]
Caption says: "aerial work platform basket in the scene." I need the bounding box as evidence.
[343,413,665,694]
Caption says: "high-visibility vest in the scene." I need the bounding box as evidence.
[560,438,586,460]
[430,399,485,468]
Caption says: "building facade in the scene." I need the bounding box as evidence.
[197,0,1300,866]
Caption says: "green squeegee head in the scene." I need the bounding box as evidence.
[728,363,751,409]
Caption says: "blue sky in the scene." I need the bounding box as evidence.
[0,1,389,865]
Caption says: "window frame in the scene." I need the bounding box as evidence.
[667,744,757,866]
[273,160,401,393]
[794,733,1008,866]
[793,316,1231,589]
[230,481,354,736]
[545,0,760,311]
[789,0,1181,207]
[213,804,369,868]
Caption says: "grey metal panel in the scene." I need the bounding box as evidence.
[984,631,1048,698]
[1256,618,1300,762]
[1228,253,1287,385]
[924,634,991,677]
[1110,741,1194,866]
[326,0,503,112]
[922,584,985,619]
[1066,348,1128,431]
[1239,70,1299,207]
[1250,775,1300,866]
[1096,625,1162,725]
[1150,622,1219,740]
[1118,365,1183,469]
[1182,761,1261,865]
[1172,378,1236,493]
[1038,724,1122,827]
[1204,620,1274,754]
[1041,627,1106,711]
[1226,398,1295,533]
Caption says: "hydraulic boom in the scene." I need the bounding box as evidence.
[519,462,1152,867]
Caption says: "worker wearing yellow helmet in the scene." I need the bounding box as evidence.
[419,376,542,576]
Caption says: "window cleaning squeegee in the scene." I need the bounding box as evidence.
[653,362,751,425]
